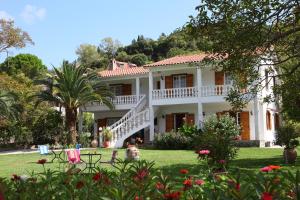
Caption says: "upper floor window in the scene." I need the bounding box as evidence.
[110,85,122,96]
[225,73,234,85]
[266,111,272,130]
[265,70,269,90]
[173,75,186,88]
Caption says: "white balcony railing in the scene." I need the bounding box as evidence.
[152,85,233,100]
[87,95,144,106]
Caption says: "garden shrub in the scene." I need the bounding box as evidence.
[153,131,193,150]
[233,140,260,147]
[0,159,299,200]
[78,132,92,147]
[194,114,240,167]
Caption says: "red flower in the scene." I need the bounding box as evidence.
[268,165,281,170]
[92,172,102,182]
[260,166,272,172]
[76,181,84,189]
[164,191,181,200]
[37,159,47,164]
[134,168,149,181]
[261,192,272,200]
[134,195,142,200]
[180,169,189,174]
[183,179,193,190]
[198,150,210,155]
[195,179,205,185]
[11,174,21,181]
[235,183,240,191]
[156,182,165,190]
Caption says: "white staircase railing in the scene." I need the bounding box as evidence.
[87,95,142,106]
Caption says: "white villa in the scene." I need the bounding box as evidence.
[79,53,280,148]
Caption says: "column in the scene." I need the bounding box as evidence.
[136,77,140,100]
[78,108,83,134]
[149,71,155,141]
[197,102,203,128]
[93,120,98,138]
[253,96,264,146]
[196,67,203,128]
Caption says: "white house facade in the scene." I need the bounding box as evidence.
[79,54,280,148]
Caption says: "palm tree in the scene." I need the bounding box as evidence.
[36,61,114,144]
[0,90,21,120]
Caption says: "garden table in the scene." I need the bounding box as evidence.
[50,148,66,163]
[80,153,102,173]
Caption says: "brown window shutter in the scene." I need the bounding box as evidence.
[165,76,173,89]
[165,114,174,132]
[274,113,280,130]
[240,112,250,140]
[186,74,193,87]
[186,114,195,125]
[98,118,107,132]
[122,84,132,95]
[266,111,272,130]
[215,71,224,85]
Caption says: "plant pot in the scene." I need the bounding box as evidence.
[91,139,98,148]
[283,148,297,164]
[103,141,110,148]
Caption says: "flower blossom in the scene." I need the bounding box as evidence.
[261,192,272,200]
[195,179,205,185]
[37,159,47,165]
[180,169,188,174]
[92,172,102,182]
[198,150,210,155]
[163,191,181,200]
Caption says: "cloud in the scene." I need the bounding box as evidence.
[20,5,46,24]
[0,11,14,20]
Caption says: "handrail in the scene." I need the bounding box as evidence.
[88,95,143,106]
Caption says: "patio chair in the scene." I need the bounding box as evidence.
[66,149,81,164]
[100,150,118,165]
[38,145,49,155]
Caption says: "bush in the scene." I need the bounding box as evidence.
[194,114,240,167]
[154,132,193,150]
[1,159,299,200]
[233,140,260,147]
[275,122,300,149]
[32,110,64,145]
[78,132,91,147]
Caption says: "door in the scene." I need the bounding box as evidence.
[215,71,224,95]
[165,114,174,132]
[174,113,186,130]
[240,112,250,140]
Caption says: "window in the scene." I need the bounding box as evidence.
[266,111,272,130]
[110,85,123,96]
[274,113,280,130]
[225,73,234,85]
[173,75,186,88]
[265,70,269,90]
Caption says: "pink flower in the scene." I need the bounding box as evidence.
[260,166,272,172]
[198,150,210,155]
[195,179,205,185]
[219,160,226,164]
[156,182,165,190]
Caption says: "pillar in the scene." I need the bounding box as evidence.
[254,96,264,147]
[136,77,140,100]
[196,67,203,128]
[197,102,203,128]
[149,71,155,141]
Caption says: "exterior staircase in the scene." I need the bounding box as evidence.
[108,95,150,148]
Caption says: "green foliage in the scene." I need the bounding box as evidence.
[102,127,112,141]
[75,44,104,69]
[154,132,193,150]
[194,115,240,166]
[0,159,299,199]
[0,54,47,79]
[178,123,199,137]
[275,122,300,149]
[35,61,114,144]
[31,109,63,145]
[130,53,148,66]
[78,132,91,147]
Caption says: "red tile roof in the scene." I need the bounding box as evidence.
[144,53,215,67]
[98,67,149,78]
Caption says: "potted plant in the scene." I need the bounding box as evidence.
[275,123,300,164]
[102,127,112,148]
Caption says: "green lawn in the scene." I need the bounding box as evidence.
[0,147,299,178]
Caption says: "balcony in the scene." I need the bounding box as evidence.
[151,85,233,105]
[83,95,144,112]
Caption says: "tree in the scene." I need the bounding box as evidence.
[0,19,33,54]
[0,54,47,79]
[187,0,300,120]
[130,53,148,66]
[0,90,20,120]
[98,37,122,59]
[75,44,103,69]
[35,61,114,144]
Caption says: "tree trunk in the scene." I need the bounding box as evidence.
[65,108,77,145]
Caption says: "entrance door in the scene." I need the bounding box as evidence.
[240,112,250,140]
[174,113,186,130]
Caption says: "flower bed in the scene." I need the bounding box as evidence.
[0,157,299,200]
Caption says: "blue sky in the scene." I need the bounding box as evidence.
[0,0,199,68]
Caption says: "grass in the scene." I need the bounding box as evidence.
[0,147,299,178]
